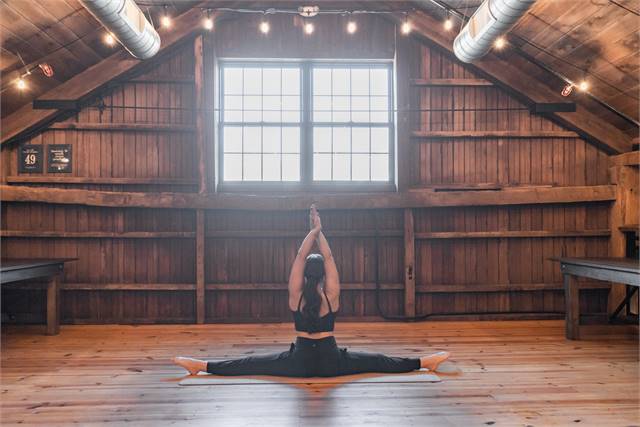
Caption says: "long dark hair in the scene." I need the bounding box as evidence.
[302,253,325,321]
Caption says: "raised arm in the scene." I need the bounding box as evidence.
[288,209,321,308]
[316,230,340,299]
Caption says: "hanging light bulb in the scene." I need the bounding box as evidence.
[161,6,172,28]
[347,20,357,34]
[304,21,315,35]
[443,11,453,31]
[259,20,270,34]
[203,10,213,30]
[104,32,115,46]
[494,36,506,50]
[578,80,589,92]
[401,15,411,35]
[16,77,27,91]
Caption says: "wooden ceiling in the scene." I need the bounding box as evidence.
[1,0,638,136]
[416,0,639,133]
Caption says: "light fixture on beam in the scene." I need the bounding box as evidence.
[161,5,172,29]
[259,20,270,34]
[347,20,357,34]
[443,11,453,31]
[104,32,116,46]
[203,10,214,30]
[400,14,411,35]
[304,21,315,35]
[493,36,506,50]
[16,77,27,91]
[578,80,589,92]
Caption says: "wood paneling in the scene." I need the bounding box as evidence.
[0,14,616,324]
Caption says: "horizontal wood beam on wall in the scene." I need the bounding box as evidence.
[6,176,198,186]
[128,75,195,84]
[609,151,640,167]
[4,281,609,293]
[397,11,633,154]
[0,8,211,146]
[418,282,612,293]
[0,231,195,239]
[0,185,616,210]
[410,78,493,86]
[412,130,579,139]
[205,230,404,238]
[47,122,196,133]
[415,230,610,239]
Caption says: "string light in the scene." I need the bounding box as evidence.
[347,20,357,34]
[203,10,214,30]
[304,21,314,35]
[443,11,453,31]
[401,14,411,35]
[16,78,26,91]
[494,36,506,50]
[259,20,270,34]
[578,80,589,92]
[104,33,115,46]
[161,5,172,28]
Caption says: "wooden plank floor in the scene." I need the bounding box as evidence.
[1,321,638,426]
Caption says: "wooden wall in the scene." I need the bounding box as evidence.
[1,15,614,325]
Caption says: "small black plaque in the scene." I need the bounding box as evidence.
[47,144,72,173]
[18,145,43,173]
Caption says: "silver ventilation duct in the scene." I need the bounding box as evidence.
[80,0,161,60]
[453,0,536,63]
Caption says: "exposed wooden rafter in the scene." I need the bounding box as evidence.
[0,8,215,146]
[395,10,634,154]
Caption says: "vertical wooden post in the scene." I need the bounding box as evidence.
[563,273,579,340]
[404,208,416,317]
[608,164,638,315]
[196,209,205,323]
[395,31,417,192]
[46,274,60,335]
[194,35,207,194]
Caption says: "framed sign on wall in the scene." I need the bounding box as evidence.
[18,145,44,173]
[47,144,73,173]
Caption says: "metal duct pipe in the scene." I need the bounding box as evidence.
[80,0,161,60]
[453,0,536,63]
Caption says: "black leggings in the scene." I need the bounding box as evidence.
[206,336,421,377]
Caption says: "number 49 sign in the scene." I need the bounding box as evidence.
[18,145,43,173]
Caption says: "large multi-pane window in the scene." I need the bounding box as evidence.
[219,62,393,185]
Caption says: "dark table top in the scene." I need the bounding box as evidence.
[0,258,77,272]
[554,257,640,274]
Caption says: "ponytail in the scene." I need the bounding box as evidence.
[302,254,325,324]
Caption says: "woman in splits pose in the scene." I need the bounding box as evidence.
[173,205,450,377]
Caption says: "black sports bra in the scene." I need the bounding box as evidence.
[292,289,337,333]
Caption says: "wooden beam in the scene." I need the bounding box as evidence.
[609,151,640,167]
[47,122,196,132]
[415,230,610,239]
[205,283,405,291]
[0,184,616,210]
[404,208,416,317]
[411,78,493,86]
[399,10,633,154]
[6,176,198,186]
[196,209,205,324]
[0,231,195,238]
[194,35,207,194]
[1,8,211,145]
[417,282,611,293]
[62,283,196,291]
[412,130,579,139]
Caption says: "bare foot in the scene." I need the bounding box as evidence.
[172,356,207,375]
[420,351,450,371]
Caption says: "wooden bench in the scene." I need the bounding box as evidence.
[556,257,639,340]
[1,258,76,335]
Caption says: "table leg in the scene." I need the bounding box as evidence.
[564,273,579,340]
[46,274,60,335]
